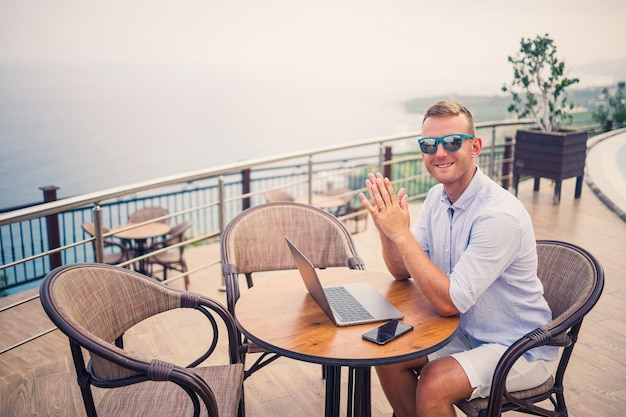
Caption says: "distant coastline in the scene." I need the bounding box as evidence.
[403,85,616,126]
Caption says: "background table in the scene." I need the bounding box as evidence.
[235,269,459,417]
[111,222,171,274]
[295,195,349,215]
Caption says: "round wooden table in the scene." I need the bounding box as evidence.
[235,269,459,417]
[111,223,171,274]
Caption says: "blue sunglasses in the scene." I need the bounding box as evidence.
[417,133,474,154]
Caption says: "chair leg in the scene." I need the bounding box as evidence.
[182,262,190,290]
[238,389,246,417]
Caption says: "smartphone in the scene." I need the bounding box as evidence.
[362,320,413,345]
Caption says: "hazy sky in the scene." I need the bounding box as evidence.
[1,0,625,97]
[1,0,625,206]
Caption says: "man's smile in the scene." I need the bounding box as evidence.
[435,162,454,168]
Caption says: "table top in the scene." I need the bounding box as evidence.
[235,269,459,367]
[295,195,348,209]
[111,222,171,240]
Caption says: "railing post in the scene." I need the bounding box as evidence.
[605,119,613,132]
[307,155,314,202]
[39,185,62,271]
[242,168,251,210]
[218,175,225,234]
[488,126,496,178]
[92,205,105,263]
[383,146,392,180]
[501,136,513,190]
[218,175,226,291]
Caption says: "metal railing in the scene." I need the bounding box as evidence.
[1,119,534,296]
[0,120,533,296]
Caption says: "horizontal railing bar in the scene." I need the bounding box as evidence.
[161,259,222,287]
[0,327,57,355]
[0,234,94,271]
[0,293,40,314]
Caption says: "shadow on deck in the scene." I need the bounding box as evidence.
[1,177,625,417]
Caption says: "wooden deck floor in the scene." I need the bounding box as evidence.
[1,177,625,417]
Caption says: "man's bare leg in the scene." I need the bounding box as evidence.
[377,356,474,417]
[376,357,427,417]
[416,356,473,417]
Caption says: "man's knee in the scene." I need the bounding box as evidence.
[416,362,444,398]
[417,358,473,402]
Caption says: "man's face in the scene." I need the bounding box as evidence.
[421,114,481,194]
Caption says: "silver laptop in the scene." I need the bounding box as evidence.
[285,236,403,327]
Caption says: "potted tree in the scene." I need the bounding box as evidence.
[503,34,587,204]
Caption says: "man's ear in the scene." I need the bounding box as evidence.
[471,136,483,157]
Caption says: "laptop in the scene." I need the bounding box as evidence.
[285,236,403,327]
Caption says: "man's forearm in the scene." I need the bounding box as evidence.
[380,232,411,279]
[392,231,459,317]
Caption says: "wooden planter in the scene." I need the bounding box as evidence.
[512,129,588,204]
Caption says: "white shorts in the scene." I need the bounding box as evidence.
[428,332,557,400]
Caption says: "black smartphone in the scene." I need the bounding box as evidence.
[362,320,413,345]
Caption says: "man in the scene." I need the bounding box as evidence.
[359,101,557,417]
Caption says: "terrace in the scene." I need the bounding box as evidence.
[0,126,624,416]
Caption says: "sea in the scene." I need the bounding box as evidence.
[2,63,624,212]
[0,63,425,209]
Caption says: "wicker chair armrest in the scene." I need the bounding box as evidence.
[184,292,242,366]
[222,264,240,315]
[484,324,576,417]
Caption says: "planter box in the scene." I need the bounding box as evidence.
[513,129,588,204]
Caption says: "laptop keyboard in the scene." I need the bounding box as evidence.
[324,286,374,322]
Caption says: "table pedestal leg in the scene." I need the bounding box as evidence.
[348,367,371,417]
[135,240,147,274]
[325,366,372,417]
[325,366,341,417]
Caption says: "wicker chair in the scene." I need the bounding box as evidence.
[221,201,365,379]
[81,222,129,265]
[148,220,193,289]
[454,240,604,417]
[40,263,245,417]
[128,207,170,224]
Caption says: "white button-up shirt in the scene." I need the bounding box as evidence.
[412,166,557,361]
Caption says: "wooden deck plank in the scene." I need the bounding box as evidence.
[1,177,624,416]
[34,359,77,417]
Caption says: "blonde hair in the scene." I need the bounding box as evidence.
[423,100,476,136]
